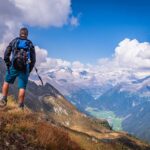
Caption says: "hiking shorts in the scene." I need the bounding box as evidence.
[5,66,29,89]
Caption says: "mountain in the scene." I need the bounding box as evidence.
[66,88,95,112]
[0,57,150,149]
[91,78,150,142]
[122,101,150,142]
[28,58,150,143]
[91,85,144,116]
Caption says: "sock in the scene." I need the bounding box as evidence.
[19,102,24,108]
[2,96,7,102]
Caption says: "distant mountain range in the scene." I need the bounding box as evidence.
[99,81,149,143]
[28,63,150,143]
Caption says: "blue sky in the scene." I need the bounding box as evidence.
[28,0,150,64]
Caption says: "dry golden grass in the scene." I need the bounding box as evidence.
[36,122,82,150]
[0,96,149,150]
[0,102,82,150]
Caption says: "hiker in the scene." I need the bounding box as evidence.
[0,27,36,109]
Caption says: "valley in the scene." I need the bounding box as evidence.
[85,107,123,131]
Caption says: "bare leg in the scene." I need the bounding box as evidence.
[2,82,9,97]
[18,88,25,106]
[0,82,9,106]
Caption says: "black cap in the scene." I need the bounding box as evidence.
[19,27,28,38]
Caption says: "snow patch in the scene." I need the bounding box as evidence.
[123,114,132,120]
[53,106,68,116]
[140,107,144,112]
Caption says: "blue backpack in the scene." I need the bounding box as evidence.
[12,38,31,74]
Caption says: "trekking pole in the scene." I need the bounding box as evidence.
[34,67,44,86]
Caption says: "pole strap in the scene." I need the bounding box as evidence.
[34,67,44,86]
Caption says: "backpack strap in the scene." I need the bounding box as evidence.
[26,40,32,75]
[11,38,19,65]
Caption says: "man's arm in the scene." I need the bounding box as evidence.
[4,39,16,67]
[30,42,36,72]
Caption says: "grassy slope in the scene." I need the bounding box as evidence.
[0,96,150,150]
[0,97,81,150]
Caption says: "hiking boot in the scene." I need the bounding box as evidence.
[18,102,24,110]
[0,96,7,107]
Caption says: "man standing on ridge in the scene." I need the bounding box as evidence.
[0,27,36,109]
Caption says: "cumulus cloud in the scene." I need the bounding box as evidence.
[70,16,79,27]
[11,0,72,27]
[0,0,149,85]
[72,61,85,70]
[35,46,48,65]
[0,0,76,38]
[0,0,21,42]
[0,0,78,58]
[114,39,150,70]
[0,43,6,58]
[34,38,150,81]
[34,46,71,71]
[95,38,150,82]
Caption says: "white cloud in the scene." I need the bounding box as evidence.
[94,39,150,82]
[0,0,149,86]
[0,43,6,58]
[0,0,21,42]
[0,0,76,39]
[114,39,150,69]
[34,46,71,71]
[34,39,150,85]
[72,61,85,70]
[70,16,79,27]
[0,0,78,58]
[35,46,48,65]
[11,0,72,27]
